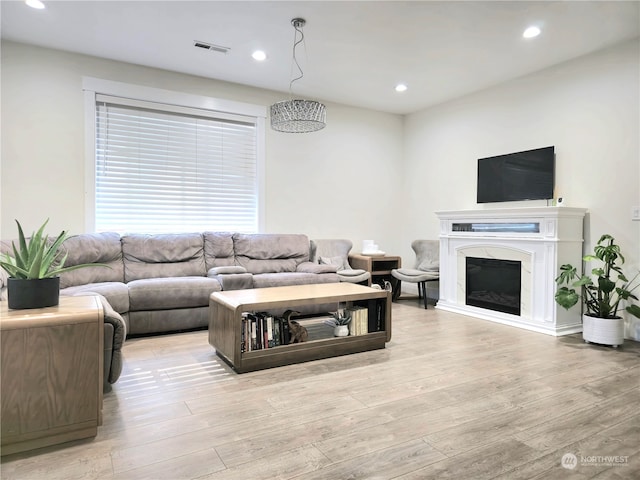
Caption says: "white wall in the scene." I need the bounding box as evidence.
[403,39,640,337]
[3,39,639,337]
[0,41,404,255]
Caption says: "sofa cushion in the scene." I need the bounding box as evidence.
[122,233,206,281]
[336,269,370,284]
[337,269,367,277]
[296,262,338,274]
[392,269,439,282]
[57,232,124,288]
[320,255,351,271]
[127,276,221,311]
[61,282,130,313]
[233,233,310,274]
[203,232,236,269]
[251,272,340,288]
[128,307,209,336]
[416,260,439,272]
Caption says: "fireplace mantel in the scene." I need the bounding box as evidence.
[436,207,587,336]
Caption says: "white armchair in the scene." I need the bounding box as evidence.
[392,239,439,309]
[310,239,371,285]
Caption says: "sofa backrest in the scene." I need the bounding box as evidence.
[1,232,125,289]
[122,233,206,282]
[0,240,14,297]
[2,231,320,286]
[203,232,236,270]
[232,233,310,274]
[58,232,125,288]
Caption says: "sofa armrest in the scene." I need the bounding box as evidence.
[0,268,7,301]
[207,266,247,276]
[99,294,127,346]
[296,262,338,274]
[66,292,127,388]
[94,294,127,387]
[68,292,127,340]
[209,272,253,290]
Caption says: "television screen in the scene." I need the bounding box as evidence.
[477,146,555,203]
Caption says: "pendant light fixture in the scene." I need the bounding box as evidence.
[270,18,326,133]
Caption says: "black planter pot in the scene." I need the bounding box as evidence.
[7,277,60,309]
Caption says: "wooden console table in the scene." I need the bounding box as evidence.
[1,295,104,456]
[209,283,391,373]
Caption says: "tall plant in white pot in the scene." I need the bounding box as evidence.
[555,234,640,347]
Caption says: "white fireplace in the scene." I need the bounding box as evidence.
[436,207,587,336]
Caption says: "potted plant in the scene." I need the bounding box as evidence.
[555,234,640,347]
[330,308,352,337]
[0,219,101,309]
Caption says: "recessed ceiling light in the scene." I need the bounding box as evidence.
[395,84,408,93]
[25,0,45,9]
[252,50,267,61]
[523,26,541,38]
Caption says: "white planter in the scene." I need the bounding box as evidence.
[582,314,624,347]
[333,325,349,337]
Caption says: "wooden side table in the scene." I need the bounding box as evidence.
[1,295,104,456]
[349,254,402,298]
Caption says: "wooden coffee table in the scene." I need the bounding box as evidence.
[208,283,391,373]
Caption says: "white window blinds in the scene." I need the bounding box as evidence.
[95,94,258,234]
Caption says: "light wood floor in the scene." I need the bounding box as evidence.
[2,301,639,479]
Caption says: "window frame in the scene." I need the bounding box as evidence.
[83,77,266,233]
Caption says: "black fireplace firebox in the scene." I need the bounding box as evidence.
[465,257,521,316]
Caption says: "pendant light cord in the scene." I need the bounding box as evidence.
[289,19,306,96]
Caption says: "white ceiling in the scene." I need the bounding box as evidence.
[2,1,639,115]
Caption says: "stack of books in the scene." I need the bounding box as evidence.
[347,306,368,336]
[241,312,291,352]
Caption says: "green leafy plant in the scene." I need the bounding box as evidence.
[555,234,640,320]
[330,309,352,326]
[0,219,100,279]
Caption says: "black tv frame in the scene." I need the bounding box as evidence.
[476,146,555,204]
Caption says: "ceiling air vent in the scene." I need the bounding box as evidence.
[193,41,230,54]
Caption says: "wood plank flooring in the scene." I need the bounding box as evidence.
[2,301,639,479]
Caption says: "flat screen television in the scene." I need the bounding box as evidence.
[477,146,555,203]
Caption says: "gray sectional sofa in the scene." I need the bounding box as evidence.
[1,232,341,391]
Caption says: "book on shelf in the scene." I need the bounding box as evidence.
[252,313,260,350]
[254,312,271,349]
[242,303,383,352]
[273,317,281,346]
[242,311,295,351]
[241,313,248,352]
[280,314,291,345]
[367,300,384,332]
[347,306,368,336]
[266,314,275,348]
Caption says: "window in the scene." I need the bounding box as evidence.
[84,79,265,234]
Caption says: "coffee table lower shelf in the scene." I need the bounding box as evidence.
[208,283,391,373]
[221,332,386,373]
